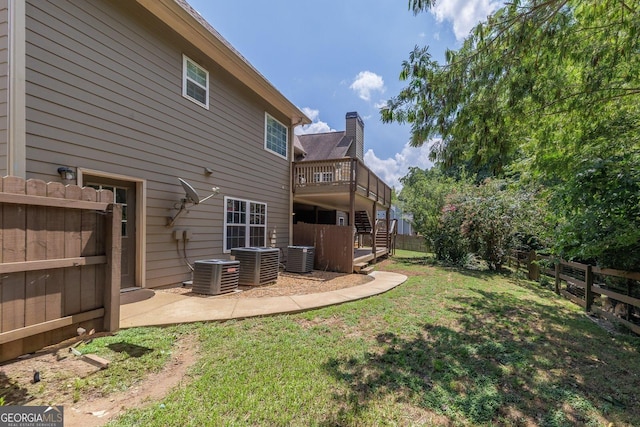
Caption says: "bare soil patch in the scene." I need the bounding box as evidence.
[156,270,373,298]
[0,334,198,427]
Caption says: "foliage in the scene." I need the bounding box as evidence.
[432,193,469,265]
[398,167,466,239]
[384,0,640,270]
[400,168,547,269]
[553,150,640,270]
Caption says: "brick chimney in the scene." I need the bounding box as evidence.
[345,112,364,161]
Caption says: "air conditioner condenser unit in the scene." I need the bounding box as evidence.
[192,259,240,295]
[286,246,315,273]
[230,247,279,286]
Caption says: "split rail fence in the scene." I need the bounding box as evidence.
[511,251,640,335]
[0,177,121,362]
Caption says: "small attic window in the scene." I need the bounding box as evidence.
[182,55,209,109]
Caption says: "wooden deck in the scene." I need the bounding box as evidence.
[354,247,389,265]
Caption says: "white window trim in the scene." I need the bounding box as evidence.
[223,196,268,253]
[314,171,334,182]
[182,54,209,109]
[264,112,289,160]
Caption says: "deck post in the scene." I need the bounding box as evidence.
[349,159,357,271]
[386,206,391,252]
[371,200,377,264]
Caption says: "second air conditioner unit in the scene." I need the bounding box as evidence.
[286,246,315,273]
[192,259,240,295]
[230,247,279,286]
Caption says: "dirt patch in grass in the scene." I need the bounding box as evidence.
[0,333,198,427]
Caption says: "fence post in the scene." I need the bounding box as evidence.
[554,262,560,294]
[585,265,593,313]
[103,203,122,332]
[527,250,539,281]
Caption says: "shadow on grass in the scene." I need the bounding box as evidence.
[107,342,153,358]
[322,281,640,426]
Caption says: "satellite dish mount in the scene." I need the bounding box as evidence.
[167,178,220,227]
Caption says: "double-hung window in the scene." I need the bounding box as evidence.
[264,113,288,159]
[224,197,267,252]
[182,55,209,109]
[314,171,334,182]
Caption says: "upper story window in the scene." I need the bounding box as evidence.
[182,55,209,109]
[265,113,288,159]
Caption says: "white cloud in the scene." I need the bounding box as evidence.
[350,71,385,101]
[295,107,335,135]
[431,0,501,41]
[301,107,320,122]
[363,142,435,190]
[374,100,388,109]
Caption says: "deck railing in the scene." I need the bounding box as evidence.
[292,158,392,207]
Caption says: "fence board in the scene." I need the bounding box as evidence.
[0,308,104,345]
[0,192,110,210]
[63,185,82,316]
[95,190,113,309]
[593,267,640,281]
[1,177,27,332]
[559,274,585,288]
[591,286,640,307]
[80,187,97,312]
[25,180,47,328]
[45,182,65,321]
[0,256,107,273]
[560,289,586,307]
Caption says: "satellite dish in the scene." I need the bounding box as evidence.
[179,178,201,205]
[167,178,220,227]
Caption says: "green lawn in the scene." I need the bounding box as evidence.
[106,250,640,426]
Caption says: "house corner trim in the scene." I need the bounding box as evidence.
[7,0,26,177]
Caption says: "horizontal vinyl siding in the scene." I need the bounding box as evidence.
[24,0,292,288]
[0,0,8,175]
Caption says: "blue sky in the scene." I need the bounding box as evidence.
[187,0,501,189]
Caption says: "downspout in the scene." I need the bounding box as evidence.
[7,0,26,177]
[289,117,304,246]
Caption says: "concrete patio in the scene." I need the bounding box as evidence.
[120,271,407,328]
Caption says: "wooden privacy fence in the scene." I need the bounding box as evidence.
[512,251,640,335]
[0,177,121,362]
[293,223,353,273]
[395,234,429,253]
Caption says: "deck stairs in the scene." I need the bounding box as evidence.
[353,218,398,274]
[354,210,372,234]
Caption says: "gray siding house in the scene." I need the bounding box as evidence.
[0,0,309,289]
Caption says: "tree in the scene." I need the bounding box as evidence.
[398,167,464,239]
[383,0,639,181]
[384,0,640,269]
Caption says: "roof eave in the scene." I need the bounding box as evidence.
[135,0,311,126]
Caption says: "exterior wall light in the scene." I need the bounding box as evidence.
[57,167,76,181]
